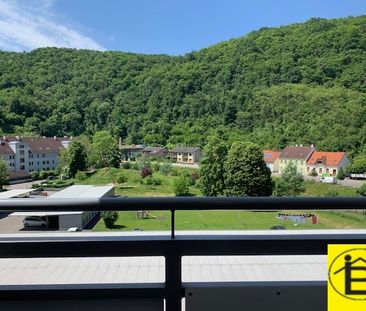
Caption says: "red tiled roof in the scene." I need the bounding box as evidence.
[21,137,65,154]
[0,142,14,155]
[280,146,315,160]
[263,150,281,163]
[307,152,346,166]
[2,137,67,154]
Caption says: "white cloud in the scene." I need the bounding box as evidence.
[0,0,104,51]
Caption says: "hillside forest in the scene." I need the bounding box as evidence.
[0,15,365,158]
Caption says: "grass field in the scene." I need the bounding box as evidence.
[75,167,201,197]
[71,167,364,231]
[93,210,366,231]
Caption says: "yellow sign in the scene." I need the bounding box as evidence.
[328,245,366,311]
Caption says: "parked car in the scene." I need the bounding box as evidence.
[23,216,48,228]
[320,176,337,184]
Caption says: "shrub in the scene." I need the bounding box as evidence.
[141,177,162,185]
[101,211,119,229]
[30,171,40,180]
[151,162,160,172]
[75,170,87,181]
[191,172,200,184]
[131,162,139,170]
[116,172,128,184]
[39,170,48,179]
[160,161,172,176]
[310,168,318,177]
[173,176,191,196]
[171,168,179,176]
[140,165,153,179]
[358,183,366,196]
[121,162,131,169]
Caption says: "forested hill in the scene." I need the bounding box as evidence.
[0,16,365,157]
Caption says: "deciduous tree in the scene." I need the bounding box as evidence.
[224,142,273,196]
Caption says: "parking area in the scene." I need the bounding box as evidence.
[0,214,24,233]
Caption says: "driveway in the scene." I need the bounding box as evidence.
[0,214,24,233]
[5,179,47,190]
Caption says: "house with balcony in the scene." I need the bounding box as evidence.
[170,147,202,164]
[263,150,281,173]
[306,151,350,176]
[279,145,315,174]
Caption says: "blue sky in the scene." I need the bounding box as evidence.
[0,0,364,55]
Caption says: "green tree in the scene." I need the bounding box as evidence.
[336,167,346,180]
[275,161,305,196]
[347,158,366,175]
[68,141,87,177]
[0,159,9,190]
[173,175,191,196]
[101,211,119,229]
[224,142,273,196]
[200,136,228,196]
[92,131,119,168]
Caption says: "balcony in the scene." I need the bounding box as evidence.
[0,197,365,311]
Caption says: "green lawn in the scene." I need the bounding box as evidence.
[302,180,358,196]
[71,167,364,231]
[74,167,201,197]
[93,210,366,231]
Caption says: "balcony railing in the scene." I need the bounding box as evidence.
[0,197,366,311]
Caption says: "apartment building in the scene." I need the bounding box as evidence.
[0,136,71,174]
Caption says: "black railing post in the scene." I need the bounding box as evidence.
[165,251,182,311]
[171,209,175,239]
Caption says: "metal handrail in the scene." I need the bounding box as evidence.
[0,197,366,311]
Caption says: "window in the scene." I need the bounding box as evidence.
[29,153,33,158]
[20,150,24,155]
[46,161,49,164]
[42,153,45,158]
[37,154,39,158]
[20,158,25,163]
[19,145,24,148]
[20,165,25,170]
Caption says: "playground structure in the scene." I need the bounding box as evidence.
[137,210,158,219]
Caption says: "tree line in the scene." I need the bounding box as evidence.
[0,16,365,159]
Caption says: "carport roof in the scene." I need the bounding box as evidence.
[0,189,34,199]
[47,185,114,199]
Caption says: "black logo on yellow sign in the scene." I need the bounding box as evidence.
[329,248,366,300]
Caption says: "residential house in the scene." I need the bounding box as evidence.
[306,152,350,176]
[263,150,281,173]
[279,145,315,174]
[141,147,168,158]
[120,145,145,161]
[170,147,202,164]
